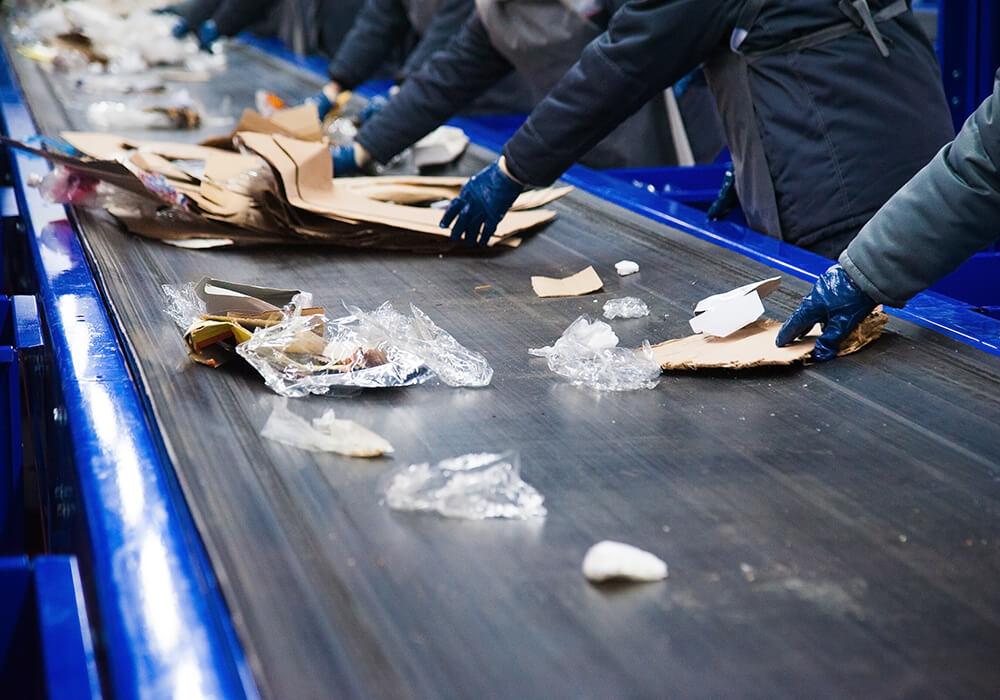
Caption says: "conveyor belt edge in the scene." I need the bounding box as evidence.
[0,44,259,700]
[236,33,1000,358]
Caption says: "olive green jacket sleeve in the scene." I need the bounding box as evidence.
[840,70,1000,307]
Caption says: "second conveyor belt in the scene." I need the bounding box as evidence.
[9,39,1000,698]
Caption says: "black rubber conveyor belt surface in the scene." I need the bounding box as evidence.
[7,39,1000,699]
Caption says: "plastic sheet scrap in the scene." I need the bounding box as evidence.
[262,401,393,458]
[232,297,492,397]
[381,451,546,520]
[602,297,649,320]
[529,315,660,391]
[87,96,202,131]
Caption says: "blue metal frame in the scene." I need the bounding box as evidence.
[0,44,258,699]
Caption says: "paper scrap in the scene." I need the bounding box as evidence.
[262,402,393,458]
[615,260,639,276]
[531,266,604,298]
[693,276,781,314]
[688,290,765,337]
[582,541,668,583]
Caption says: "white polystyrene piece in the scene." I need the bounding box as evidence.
[615,260,640,276]
[582,540,668,583]
[688,290,765,337]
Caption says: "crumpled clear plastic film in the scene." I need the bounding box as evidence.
[382,451,546,520]
[161,282,206,330]
[529,315,660,391]
[346,302,493,387]
[603,297,649,320]
[235,297,492,397]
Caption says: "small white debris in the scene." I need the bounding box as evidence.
[262,401,393,457]
[740,562,756,582]
[615,260,640,276]
[582,540,668,583]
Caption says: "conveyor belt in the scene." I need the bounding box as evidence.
[9,40,1000,698]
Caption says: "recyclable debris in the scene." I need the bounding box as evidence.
[382,452,546,520]
[603,297,649,320]
[615,260,639,276]
[582,541,668,583]
[531,266,604,298]
[529,315,660,391]
[262,401,393,458]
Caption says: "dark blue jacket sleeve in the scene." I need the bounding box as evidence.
[178,0,221,29]
[502,0,731,186]
[212,0,277,36]
[354,16,514,164]
[840,70,1000,307]
[397,0,474,80]
[326,0,412,88]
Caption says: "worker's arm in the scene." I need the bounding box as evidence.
[326,0,414,91]
[354,15,515,165]
[840,70,1000,308]
[777,71,1000,359]
[501,0,731,186]
[397,0,474,80]
[171,0,220,37]
[210,0,277,37]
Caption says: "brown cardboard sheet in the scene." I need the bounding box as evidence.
[651,310,889,370]
[531,266,604,297]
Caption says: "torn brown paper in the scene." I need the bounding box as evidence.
[531,266,604,298]
[651,310,888,370]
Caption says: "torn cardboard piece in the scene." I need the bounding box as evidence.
[531,266,604,298]
[651,310,888,370]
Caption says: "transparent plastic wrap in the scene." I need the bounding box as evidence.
[262,401,393,458]
[529,315,660,391]
[161,281,206,330]
[381,451,546,520]
[603,297,649,320]
[32,165,156,213]
[87,100,202,130]
[222,158,277,197]
[236,297,492,396]
[325,117,358,147]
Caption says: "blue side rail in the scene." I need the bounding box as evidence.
[0,42,258,700]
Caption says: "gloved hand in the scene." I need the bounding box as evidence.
[171,18,191,38]
[776,264,877,361]
[153,4,181,14]
[440,160,524,247]
[304,86,337,119]
[331,145,359,177]
[197,19,220,51]
[706,167,738,221]
[357,94,389,124]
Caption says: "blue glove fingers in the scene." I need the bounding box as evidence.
[171,19,190,38]
[451,209,480,245]
[776,302,823,347]
[812,313,858,361]
[478,219,498,247]
[440,198,465,229]
[331,145,356,177]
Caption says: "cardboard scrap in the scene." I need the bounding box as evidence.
[651,310,889,370]
[5,127,567,251]
[531,266,604,298]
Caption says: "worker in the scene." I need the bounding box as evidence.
[165,0,360,55]
[306,0,533,119]
[330,0,709,180]
[777,69,1000,361]
[438,0,954,254]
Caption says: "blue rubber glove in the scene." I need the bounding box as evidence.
[331,145,359,177]
[304,90,334,119]
[153,5,181,14]
[440,160,524,247]
[358,94,389,124]
[776,264,877,361]
[706,167,738,221]
[171,18,191,38]
[197,19,219,51]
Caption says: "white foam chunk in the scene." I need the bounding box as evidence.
[582,540,668,583]
[615,260,640,276]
